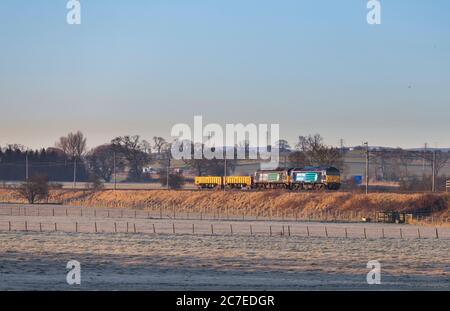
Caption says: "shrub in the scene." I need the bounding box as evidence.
[159,171,185,189]
[16,174,49,204]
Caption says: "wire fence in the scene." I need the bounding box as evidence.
[0,206,448,239]
[0,204,449,225]
[0,219,446,239]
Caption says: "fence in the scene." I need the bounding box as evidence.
[0,218,447,239]
[1,204,448,225]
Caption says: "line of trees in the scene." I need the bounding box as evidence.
[1,131,449,191]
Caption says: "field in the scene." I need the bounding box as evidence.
[0,202,449,290]
[1,229,449,290]
[0,189,449,290]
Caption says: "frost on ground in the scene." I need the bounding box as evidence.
[0,230,449,290]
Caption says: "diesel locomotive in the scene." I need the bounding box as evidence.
[194,166,341,191]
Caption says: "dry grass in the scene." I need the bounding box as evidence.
[0,189,448,221]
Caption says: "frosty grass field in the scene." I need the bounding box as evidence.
[0,205,449,290]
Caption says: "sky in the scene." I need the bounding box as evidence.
[0,0,449,150]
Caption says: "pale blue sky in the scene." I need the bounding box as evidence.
[0,0,449,149]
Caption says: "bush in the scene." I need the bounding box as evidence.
[159,171,185,189]
[16,174,49,204]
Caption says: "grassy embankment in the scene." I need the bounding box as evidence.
[0,189,448,224]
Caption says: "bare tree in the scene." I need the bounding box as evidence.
[86,144,124,182]
[184,142,236,176]
[417,150,450,177]
[16,174,49,204]
[274,139,291,152]
[111,135,150,181]
[294,134,343,169]
[153,137,168,155]
[56,131,87,160]
[395,148,416,179]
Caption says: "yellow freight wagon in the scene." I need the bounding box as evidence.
[195,176,223,189]
[225,176,252,189]
[325,175,341,184]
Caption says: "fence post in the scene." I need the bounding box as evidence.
[306,226,310,237]
[230,224,233,235]
[400,228,403,239]
[364,228,367,239]
[39,223,42,232]
[24,208,26,217]
[153,224,156,234]
[435,228,439,239]
[134,223,136,233]
[25,221,27,232]
[211,224,214,235]
[75,222,78,233]
[37,207,40,217]
[9,221,11,232]
[192,223,195,234]
[382,228,385,239]
[345,228,348,239]
[173,223,176,234]
[126,222,129,233]
[54,223,57,232]
[95,222,97,233]
[417,228,421,239]
[250,225,253,236]
[114,222,117,233]
[107,210,110,218]
[288,226,291,237]
[325,226,328,238]
[269,225,272,236]
[282,226,285,236]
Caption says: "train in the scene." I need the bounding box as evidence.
[194,166,341,191]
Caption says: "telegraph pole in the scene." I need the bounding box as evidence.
[166,154,171,190]
[422,143,428,174]
[73,157,77,189]
[25,153,29,181]
[432,150,436,192]
[364,142,369,194]
[113,151,117,191]
[224,155,227,191]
